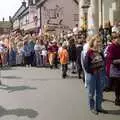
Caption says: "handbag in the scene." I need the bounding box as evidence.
[110,64,120,78]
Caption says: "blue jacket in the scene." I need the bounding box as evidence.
[23,44,31,57]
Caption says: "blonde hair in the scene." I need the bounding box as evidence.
[88,34,101,48]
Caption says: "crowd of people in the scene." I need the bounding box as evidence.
[0,21,120,115]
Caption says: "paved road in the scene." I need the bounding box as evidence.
[0,67,119,120]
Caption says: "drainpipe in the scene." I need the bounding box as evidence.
[40,6,42,29]
[101,0,103,26]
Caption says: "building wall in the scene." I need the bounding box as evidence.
[13,19,20,29]
[13,0,78,32]
[40,0,79,30]
[20,6,38,31]
[102,0,113,25]
[100,0,120,26]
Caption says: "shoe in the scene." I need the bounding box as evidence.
[97,109,108,114]
[78,75,81,79]
[62,74,66,79]
[115,99,120,106]
[26,65,29,67]
[72,71,76,74]
[90,109,98,115]
[50,65,53,69]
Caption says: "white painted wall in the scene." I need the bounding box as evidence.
[13,19,20,29]
[102,0,120,26]
[41,0,79,30]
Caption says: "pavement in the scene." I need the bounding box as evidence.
[0,67,119,120]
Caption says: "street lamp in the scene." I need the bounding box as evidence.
[79,0,90,30]
[81,5,90,30]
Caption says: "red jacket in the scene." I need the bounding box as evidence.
[106,42,120,77]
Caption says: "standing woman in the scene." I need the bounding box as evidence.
[106,32,120,105]
[68,38,77,73]
[84,34,107,115]
[34,40,41,67]
[23,41,31,67]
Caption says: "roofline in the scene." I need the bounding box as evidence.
[73,0,79,5]
[12,4,27,21]
[36,0,47,7]
[12,5,23,19]
[19,7,29,18]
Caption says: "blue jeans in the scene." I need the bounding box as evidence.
[35,51,41,66]
[87,71,103,111]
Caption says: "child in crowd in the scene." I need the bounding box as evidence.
[59,43,69,78]
[41,48,47,66]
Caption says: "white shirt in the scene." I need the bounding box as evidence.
[42,49,47,56]
[34,44,41,51]
[40,45,45,50]
[58,47,63,55]
[73,27,79,35]
[83,43,89,58]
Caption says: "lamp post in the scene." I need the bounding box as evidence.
[79,0,90,36]
[81,5,89,30]
[34,16,38,34]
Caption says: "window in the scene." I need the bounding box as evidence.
[74,14,79,21]
[47,9,57,19]
[26,15,29,24]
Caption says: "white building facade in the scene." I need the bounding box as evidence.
[37,0,79,30]
[101,0,120,26]
[13,0,79,33]
[79,0,120,30]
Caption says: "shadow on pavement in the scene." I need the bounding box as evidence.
[0,106,38,118]
[67,75,79,79]
[0,66,17,71]
[107,109,120,115]
[0,84,37,93]
[1,76,22,79]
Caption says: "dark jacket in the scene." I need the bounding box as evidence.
[68,44,77,61]
[84,49,104,74]
[76,44,83,70]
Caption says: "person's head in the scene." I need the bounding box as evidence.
[85,36,91,43]
[89,34,102,51]
[77,39,83,45]
[75,24,78,27]
[80,34,86,43]
[24,40,28,46]
[58,42,62,47]
[112,32,120,45]
[36,40,39,44]
[112,31,118,39]
[108,21,111,27]
[69,38,75,46]
[99,25,103,29]
[40,39,44,45]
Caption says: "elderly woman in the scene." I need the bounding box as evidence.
[84,34,107,115]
